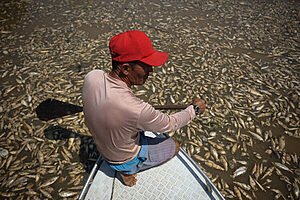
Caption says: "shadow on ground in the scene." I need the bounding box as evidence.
[43,125,99,173]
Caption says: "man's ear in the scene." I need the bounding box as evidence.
[120,63,132,75]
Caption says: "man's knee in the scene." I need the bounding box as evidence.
[172,138,180,155]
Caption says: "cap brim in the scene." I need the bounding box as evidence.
[140,51,169,67]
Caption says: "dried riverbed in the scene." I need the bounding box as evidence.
[0,0,299,199]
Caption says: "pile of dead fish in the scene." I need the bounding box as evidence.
[0,0,299,199]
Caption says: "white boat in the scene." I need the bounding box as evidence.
[79,132,225,200]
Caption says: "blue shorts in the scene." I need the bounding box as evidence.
[108,132,176,175]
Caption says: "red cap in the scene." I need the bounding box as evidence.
[109,30,168,67]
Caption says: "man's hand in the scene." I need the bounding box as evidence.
[192,97,206,114]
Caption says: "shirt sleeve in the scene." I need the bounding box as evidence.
[137,103,196,133]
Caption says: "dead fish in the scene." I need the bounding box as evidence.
[255,104,265,111]
[236,160,248,165]
[170,95,175,104]
[233,186,243,200]
[257,112,272,118]
[234,181,251,191]
[207,140,224,150]
[273,162,292,172]
[0,192,16,197]
[271,189,287,200]
[62,146,73,159]
[6,155,13,169]
[238,117,246,129]
[222,135,237,143]
[0,148,8,157]
[192,154,206,162]
[248,131,264,141]
[293,180,299,199]
[225,188,236,198]
[254,178,265,191]
[204,160,224,171]
[209,146,219,161]
[240,189,253,200]
[233,166,247,178]
[25,190,38,196]
[248,87,263,96]
[249,175,257,190]
[219,155,228,171]
[260,166,274,180]
[231,143,238,154]
[278,136,285,151]
[39,176,59,188]
[37,151,44,164]
[40,188,52,199]
[134,90,147,96]
[58,191,77,197]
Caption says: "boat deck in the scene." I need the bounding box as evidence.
[80,133,225,200]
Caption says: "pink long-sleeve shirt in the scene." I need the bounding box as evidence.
[82,70,196,164]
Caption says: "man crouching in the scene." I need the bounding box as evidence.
[82,30,205,186]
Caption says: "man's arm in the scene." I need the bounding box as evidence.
[137,97,205,133]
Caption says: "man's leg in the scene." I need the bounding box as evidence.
[173,138,180,155]
[136,135,180,173]
[117,134,181,186]
[157,137,180,166]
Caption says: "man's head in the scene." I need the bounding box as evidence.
[109,30,168,86]
[111,60,153,86]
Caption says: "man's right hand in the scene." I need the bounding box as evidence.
[192,97,206,114]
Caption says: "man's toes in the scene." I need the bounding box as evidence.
[126,177,137,187]
[130,179,137,186]
[132,177,137,184]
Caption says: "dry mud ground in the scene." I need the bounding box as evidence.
[0,0,299,199]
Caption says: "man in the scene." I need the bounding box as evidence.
[82,30,205,186]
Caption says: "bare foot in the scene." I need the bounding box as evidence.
[119,173,137,187]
